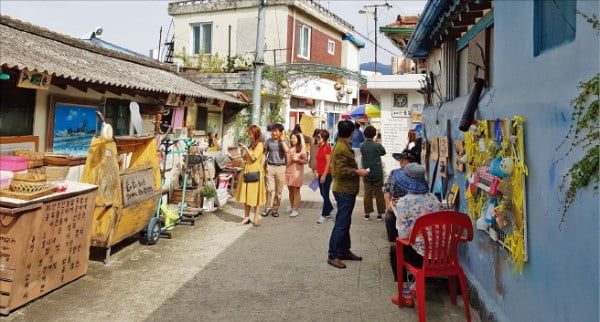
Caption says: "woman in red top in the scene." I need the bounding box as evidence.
[314,129,334,224]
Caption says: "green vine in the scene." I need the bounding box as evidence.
[556,14,600,222]
[557,73,599,220]
[234,110,251,145]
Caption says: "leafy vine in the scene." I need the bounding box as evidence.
[556,14,600,223]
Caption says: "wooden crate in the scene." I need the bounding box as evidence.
[0,184,97,315]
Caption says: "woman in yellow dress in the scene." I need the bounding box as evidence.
[235,125,267,226]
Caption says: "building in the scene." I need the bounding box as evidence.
[394,0,599,321]
[167,0,365,145]
[0,16,245,177]
[366,74,425,173]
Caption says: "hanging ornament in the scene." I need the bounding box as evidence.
[346,88,353,94]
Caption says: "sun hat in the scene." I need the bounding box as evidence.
[392,151,415,162]
[395,163,429,194]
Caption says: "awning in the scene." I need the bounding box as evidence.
[0,16,244,104]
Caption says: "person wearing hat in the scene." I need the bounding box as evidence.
[391,163,441,307]
[382,151,414,282]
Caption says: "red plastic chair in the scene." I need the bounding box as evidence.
[392,210,474,322]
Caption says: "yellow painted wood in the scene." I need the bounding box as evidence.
[82,137,161,249]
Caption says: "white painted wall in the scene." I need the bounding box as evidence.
[367,74,425,174]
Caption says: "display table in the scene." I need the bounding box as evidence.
[0,181,97,315]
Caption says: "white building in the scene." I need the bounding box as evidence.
[168,0,365,142]
[366,74,425,173]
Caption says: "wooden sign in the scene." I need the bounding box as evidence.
[430,137,439,160]
[120,168,157,207]
[165,93,181,106]
[439,157,449,177]
[0,190,96,315]
[17,69,51,90]
[439,137,449,158]
[454,140,465,172]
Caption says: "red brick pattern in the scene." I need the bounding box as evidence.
[286,15,342,66]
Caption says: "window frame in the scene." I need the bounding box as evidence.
[297,24,311,59]
[533,0,576,56]
[327,39,335,55]
[191,22,213,55]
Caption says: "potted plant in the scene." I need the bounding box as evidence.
[201,185,217,211]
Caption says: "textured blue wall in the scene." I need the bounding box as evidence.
[421,1,599,321]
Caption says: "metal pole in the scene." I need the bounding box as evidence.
[374,7,378,74]
[251,0,267,126]
[157,26,162,62]
[228,25,232,71]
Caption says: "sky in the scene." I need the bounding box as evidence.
[0,0,426,65]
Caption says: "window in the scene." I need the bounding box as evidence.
[191,23,212,55]
[327,40,335,55]
[104,99,131,136]
[0,77,35,136]
[298,24,311,59]
[196,106,208,131]
[534,0,576,56]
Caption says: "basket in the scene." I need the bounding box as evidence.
[13,173,47,182]
[0,184,56,200]
[28,166,69,181]
[14,150,44,160]
[10,181,50,193]
[44,154,73,166]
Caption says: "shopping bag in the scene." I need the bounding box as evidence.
[309,178,319,191]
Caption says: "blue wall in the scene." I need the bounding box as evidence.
[421,1,599,321]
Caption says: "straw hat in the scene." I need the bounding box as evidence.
[395,163,429,194]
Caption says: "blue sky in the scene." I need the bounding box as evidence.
[1,0,425,64]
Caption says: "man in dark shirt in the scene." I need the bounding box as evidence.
[360,125,387,221]
[327,120,368,269]
[262,123,289,217]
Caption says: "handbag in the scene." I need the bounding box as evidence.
[243,171,260,183]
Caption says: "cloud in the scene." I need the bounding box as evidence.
[66,109,78,121]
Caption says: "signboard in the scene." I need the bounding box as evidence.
[381,117,410,153]
[17,69,51,90]
[121,168,157,207]
[391,109,411,118]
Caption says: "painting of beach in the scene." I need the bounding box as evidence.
[52,104,97,156]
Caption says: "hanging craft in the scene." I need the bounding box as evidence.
[464,116,528,274]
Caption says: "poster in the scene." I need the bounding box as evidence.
[380,117,410,153]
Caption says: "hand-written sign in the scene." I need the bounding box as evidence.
[381,118,410,154]
[121,168,156,207]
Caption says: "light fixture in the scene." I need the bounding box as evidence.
[358,9,368,14]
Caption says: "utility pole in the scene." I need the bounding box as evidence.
[251,0,267,126]
[359,2,392,74]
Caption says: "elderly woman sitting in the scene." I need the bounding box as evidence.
[390,163,441,307]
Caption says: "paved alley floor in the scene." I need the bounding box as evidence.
[5,180,478,322]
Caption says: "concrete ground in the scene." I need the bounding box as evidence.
[5,176,478,322]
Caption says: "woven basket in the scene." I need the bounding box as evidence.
[0,184,56,200]
[14,150,44,160]
[10,180,50,193]
[44,154,72,166]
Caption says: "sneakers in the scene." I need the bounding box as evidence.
[376,214,383,221]
[260,210,270,217]
[284,207,293,214]
[402,288,415,307]
[364,214,371,221]
[289,210,299,217]
[316,216,328,224]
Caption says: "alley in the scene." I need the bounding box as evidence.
[5,180,477,322]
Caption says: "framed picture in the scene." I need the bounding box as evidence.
[47,96,100,156]
[393,93,408,108]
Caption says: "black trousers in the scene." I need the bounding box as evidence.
[386,211,423,282]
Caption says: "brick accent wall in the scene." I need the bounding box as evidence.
[287,15,342,66]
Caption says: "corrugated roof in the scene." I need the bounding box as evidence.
[0,16,245,104]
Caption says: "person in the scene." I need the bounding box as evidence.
[382,151,414,282]
[375,131,382,144]
[292,123,307,152]
[208,132,220,151]
[390,163,441,307]
[360,125,387,221]
[309,129,320,173]
[284,133,307,217]
[314,129,334,224]
[403,129,423,164]
[351,122,365,149]
[327,120,368,269]
[235,125,267,226]
[262,123,289,218]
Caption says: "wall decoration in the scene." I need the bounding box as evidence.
[430,137,439,160]
[439,157,448,177]
[464,116,528,274]
[439,136,449,158]
[393,93,408,107]
[17,68,51,90]
[454,140,466,172]
[165,93,181,106]
[47,97,99,156]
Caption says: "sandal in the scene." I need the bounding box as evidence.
[390,288,414,307]
[241,217,251,225]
